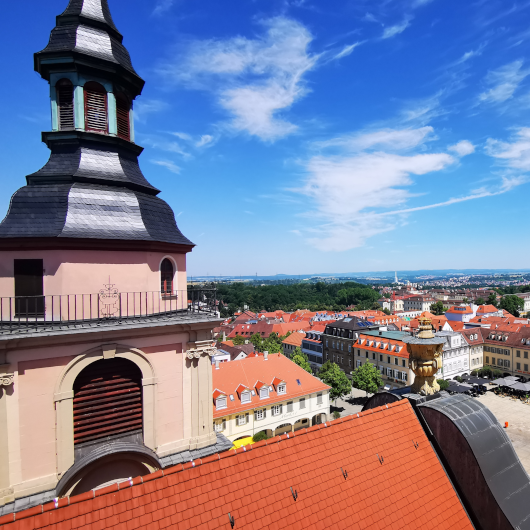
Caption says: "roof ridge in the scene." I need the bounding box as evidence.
[1,400,411,525]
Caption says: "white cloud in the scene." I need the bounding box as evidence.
[142,136,191,159]
[134,100,169,123]
[171,132,193,141]
[159,17,318,141]
[151,160,181,174]
[485,128,530,170]
[317,126,434,151]
[382,18,412,39]
[196,134,215,147]
[448,140,475,157]
[478,60,530,104]
[153,0,174,16]
[333,42,363,61]
[293,126,521,252]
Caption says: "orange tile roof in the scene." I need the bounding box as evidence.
[309,322,331,333]
[212,353,330,418]
[0,400,473,530]
[357,334,410,359]
[476,304,498,314]
[272,322,311,336]
[448,321,465,331]
[281,332,304,347]
[446,306,473,314]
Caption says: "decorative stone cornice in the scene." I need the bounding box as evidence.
[0,373,14,386]
[185,346,217,360]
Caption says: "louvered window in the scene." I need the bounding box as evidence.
[84,82,108,133]
[56,79,74,130]
[73,358,143,445]
[116,93,131,140]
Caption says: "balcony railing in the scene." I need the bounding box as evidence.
[0,288,217,333]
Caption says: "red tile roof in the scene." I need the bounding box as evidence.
[476,304,499,314]
[0,400,473,530]
[448,321,465,331]
[281,332,304,347]
[357,334,410,359]
[212,353,330,418]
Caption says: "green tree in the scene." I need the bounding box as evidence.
[371,302,382,310]
[478,366,492,379]
[232,335,245,345]
[487,292,498,306]
[437,379,450,391]
[351,362,383,397]
[332,411,341,419]
[475,297,485,306]
[249,332,263,351]
[492,368,503,379]
[382,308,391,315]
[252,431,268,442]
[430,301,447,316]
[291,347,312,374]
[319,362,352,402]
[499,294,524,317]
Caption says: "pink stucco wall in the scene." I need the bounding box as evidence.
[0,250,187,298]
[12,332,189,484]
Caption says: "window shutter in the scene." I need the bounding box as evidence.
[254,411,257,421]
[57,81,74,130]
[279,404,283,414]
[84,83,108,133]
[263,408,267,418]
[73,358,143,445]
[246,413,249,424]
[116,96,130,140]
[222,419,226,431]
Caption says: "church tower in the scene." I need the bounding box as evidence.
[0,0,228,515]
[0,0,193,301]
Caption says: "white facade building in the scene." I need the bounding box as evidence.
[461,329,484,372]
[435,331,470,380]
[403,296,435,313]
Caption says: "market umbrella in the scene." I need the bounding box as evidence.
[467,377,490,386]
[450,384,472,393]
[505,376,520,381]
[510,382,529,392]
[492,378,516,386]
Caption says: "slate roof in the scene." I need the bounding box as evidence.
[0,400,473,530]
[35,0,144,93]
[0,183,193,246]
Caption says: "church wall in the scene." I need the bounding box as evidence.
[0,250,187,299]
[0,322,215,506]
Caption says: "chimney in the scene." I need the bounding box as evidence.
[264,351,269,360]
[215,360,220,370]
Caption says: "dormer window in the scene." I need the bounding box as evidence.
[56,79,74,130]
[84,81,108,133]
[278,383,286,395]
[216,396,227,410]
[241,390,251,404]
[260,387,269,399]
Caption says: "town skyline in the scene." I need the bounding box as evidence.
[2,0,530,276]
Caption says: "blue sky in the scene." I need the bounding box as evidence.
[1,0,530,276]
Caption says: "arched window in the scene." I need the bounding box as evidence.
[84,81,108,133]
[56,79,74,130]
[115,93,131,140]
[161,258,174,295]
[73,358,143,445]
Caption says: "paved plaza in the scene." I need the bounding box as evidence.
[475,391,530,475]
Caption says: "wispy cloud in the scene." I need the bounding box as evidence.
[158,17,319,141]
[196,134,215,147]
[151,160,181,174]
[486,127,530,170]
[134,100,169,123]
[478,60,530,104]
[291,125,516,252]
[382,17,412,39]
[142,136,191,159]
[332,42,363,61]
[153,0,174,16]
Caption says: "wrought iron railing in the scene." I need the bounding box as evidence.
[0,288,217,332]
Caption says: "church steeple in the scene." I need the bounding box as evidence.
[0,0,193,252]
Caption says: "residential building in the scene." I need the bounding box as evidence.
[322,317,379,374]
[212,342,253,363]
[301,330,323,368]
[476,305,503,318]
[445,305,477,323]
[377,298,392,311]
[434,331,470,380]
[212,353,330,441]
[403,295,436,314]
[354,330,415,388]
[281,332,304,357]
[461,328,484,372]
